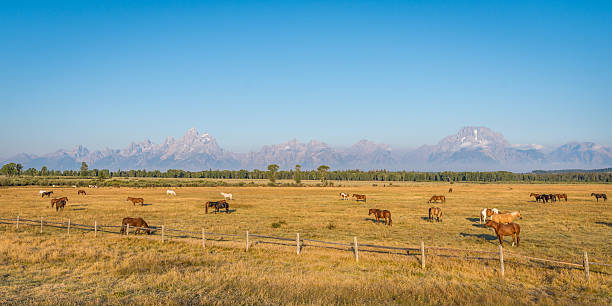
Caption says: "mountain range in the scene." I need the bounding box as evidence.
[3,127,611,172]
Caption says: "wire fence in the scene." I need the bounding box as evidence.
[1,215,610,279]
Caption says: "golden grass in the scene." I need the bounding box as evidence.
[0,183,610,304]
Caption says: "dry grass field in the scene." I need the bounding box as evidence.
[0,183,610,304]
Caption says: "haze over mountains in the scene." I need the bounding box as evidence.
[3,127,611,172]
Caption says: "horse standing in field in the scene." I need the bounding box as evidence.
[491,211,522,224]
[485,220,520,247]
[41,191,53,198]
[166,190,176,196]
[77,190,86,195]
[205,200,229,214]
[428,207,442,222]
[480,208,500,223]
[220,192,232,200]
[54,199,67,211]
[368,208,392,225]
[530,193,542,203]
[50,197,68,208]
[120,217,152,235]
[126,197,144,206]
[340,192,349,200]
[591,193,607,202]
[428,195,445,203]
[555,193,568,201]
[353,194,367,202]
[448,188,453,193]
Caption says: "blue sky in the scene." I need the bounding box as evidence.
[1,0,611,157]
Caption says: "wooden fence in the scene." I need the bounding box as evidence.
[1,216,610,281]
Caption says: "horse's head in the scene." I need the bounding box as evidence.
[484,220,496,228]
[591,193,595,196]
[368,209,376,215]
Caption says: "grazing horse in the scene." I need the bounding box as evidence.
[448,188,453,193]
[41,191,53,198]
[120,217,152,235]
[428,195,445,203]
[77,190,86,195]
[205,200,229,214]
[55,199,67,211]
[485,220,520,247]
[126,197,144,206]
[491,211,522,224]
[50,197,68,208]
[368,208,392,225]
[530,193,542,203]
[340,192,349,200]
[166,190,177,196]
[428,207,442,222]
[555,193,568,201]
[352,194,367,202]
[480,208,500,223]
[591,193,607,202]
[220,192,232,200]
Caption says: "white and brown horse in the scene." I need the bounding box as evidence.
[340,192,349,200]
[480,208,499,223]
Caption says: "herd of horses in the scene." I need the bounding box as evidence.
[529,193,568,203]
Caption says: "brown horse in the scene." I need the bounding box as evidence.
[352,194,367,202]
[41,191,53,198]
[126,197,144,206]
[120,217,151,235]
[555,193,568,201]
[50,197,68,208]
[428,195,445,203]
[205,200,229,214]
[484,220,520,247]
[77,190,86,195]
[448,188,453,193]
[368,208,392,225]
[428,207,442,222]
[591,193,607,202]
[491,211,522,224]
[54,199,67,211]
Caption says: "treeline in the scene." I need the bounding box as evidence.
[1,162,610,183]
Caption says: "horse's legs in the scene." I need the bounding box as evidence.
[516,233,520,246]
[498,235,503,247]
[512,234,515,246]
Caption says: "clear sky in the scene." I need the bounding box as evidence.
[1,0,611,157]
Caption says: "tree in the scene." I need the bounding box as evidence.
[267,164,279,184]
[317,165,330,186]
[294,165,302,184]
[80,162,89,177]
[0,163,18,176]
[15,163,23,175]
[40,166,48,176]
[24,168,38,176]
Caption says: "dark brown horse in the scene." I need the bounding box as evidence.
[77,190,86,195]
[120,217,151,235]
[484,220,520,247]
[50,197,68,208]
[54,199,67,211]
[591,193,607,202]
[368,208,392,225]
[428,195,445,203]
[126,197,144,206]
[530,193,543,203]
[352,194,367,202]
[428,207,442,222]
[448,188,453,193]
[41,191,53,198]
[205,200,229,214]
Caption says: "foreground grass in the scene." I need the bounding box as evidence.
[0,183,610,304]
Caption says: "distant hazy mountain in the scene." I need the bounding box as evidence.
[3,127,610,171]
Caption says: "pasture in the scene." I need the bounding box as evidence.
[0,183,610,304]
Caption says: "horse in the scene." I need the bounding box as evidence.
[368,208,392,225]
[548,194,557,202]
[530,193,542,203]
[50,197,68,208]
[428,207,442,222]
[591,193,607,202]
[555,193,568,201]
[484,220,520,247]
[480,208,499,223]
[120,217,152,235]
[55,199,67,211]
[220,192,232,200]
[126,197,144,206]
[340,192,349,200]
[448,188,453,193]
[491,211,522,224]
[205,200,229,214]
[38,190,46,195]
[541,194,550,203]
[428,195,445,203]
[77,190,86,195]
[41,191,53,198]
[166,190,177,196]
[352,194,367,202]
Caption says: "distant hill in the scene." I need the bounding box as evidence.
[531,168,612,174]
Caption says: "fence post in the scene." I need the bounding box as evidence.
[246,231,249,251]
[94,220,97,237]
[202,228,206,249]
[40,217,43,234]
[499,244,505,277]
[353,236,359,262]
[161,225,165,243]
[421,241,426,269]
[67,219,71,236]
[126,224,129,237]
[16,215,19,230]
[296,233,301,255]
[583,251,590,282]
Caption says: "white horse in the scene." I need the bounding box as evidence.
[340,192,349,200]
[38,190,46,195]
[480,208,500,223]
[221,192,232,200]
[166,190,177,196]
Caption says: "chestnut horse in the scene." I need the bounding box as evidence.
[50,197,68,208]
[368,208,392,225]
[41,191,53,198]
[120,217,151,235]
[77,190,86,195]
[491,211,522,224]
[428,207,442,222]
[55,199,67,211]
[485,220,520,247]
[428,195,445,203]
[555,193,568,201]
[352,194,367,202]
[591,193,607,202]
[126,197,144,206]
[448,188,453,193]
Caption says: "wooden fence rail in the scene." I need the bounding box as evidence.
[0,216,609,280]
